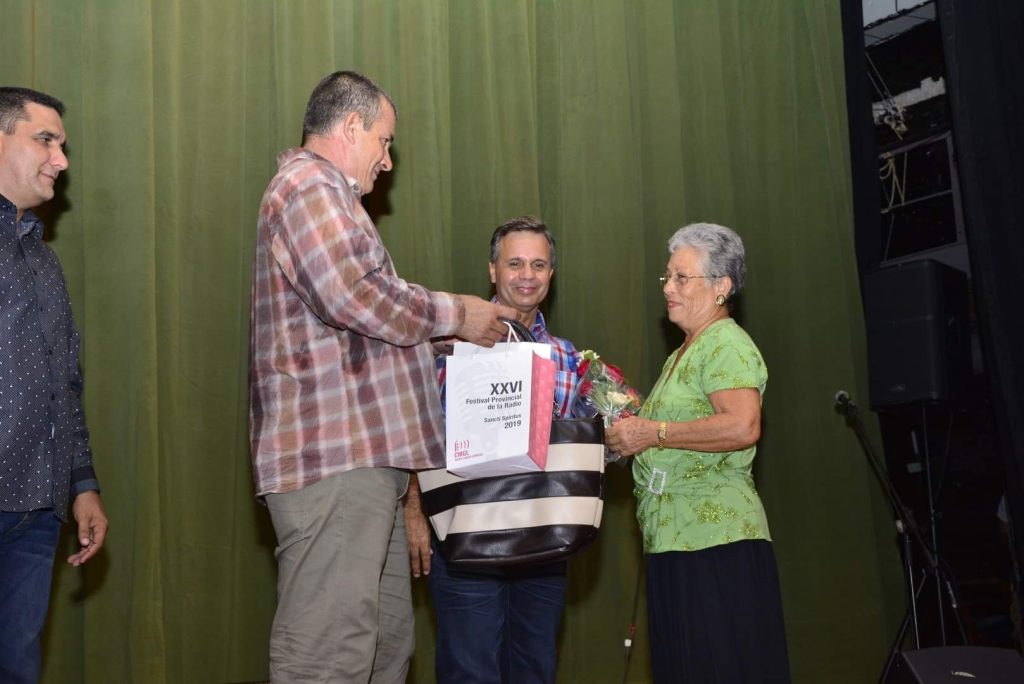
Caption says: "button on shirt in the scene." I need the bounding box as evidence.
[250,148,464,496]
[0,195,98,521]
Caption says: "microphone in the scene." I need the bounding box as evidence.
[834,389,851,407]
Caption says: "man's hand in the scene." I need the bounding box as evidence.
[67,491,108,567]
[402,475,432,577]
[456,296,520,347]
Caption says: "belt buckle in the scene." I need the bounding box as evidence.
[646,468,666,495]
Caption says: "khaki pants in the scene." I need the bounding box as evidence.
[266,467,412,683]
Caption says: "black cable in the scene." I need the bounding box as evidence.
[622,557,644,684]
[931,407,955,509]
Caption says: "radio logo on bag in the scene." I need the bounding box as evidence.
[452,439,471,460]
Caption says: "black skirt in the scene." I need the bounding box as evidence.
[646,540,791,683]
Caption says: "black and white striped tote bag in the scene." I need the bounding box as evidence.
[418,416,605,568]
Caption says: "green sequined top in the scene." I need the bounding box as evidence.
[632,318,770,554]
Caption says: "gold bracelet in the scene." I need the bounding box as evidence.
[657,421,667,450]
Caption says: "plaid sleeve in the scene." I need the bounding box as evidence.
[436,354,448,417]
[272,179,461,344]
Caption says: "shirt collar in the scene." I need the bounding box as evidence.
[279,147,362,196]
[488,297,547,337]
[530,310,548,336]
[0,193,42,239]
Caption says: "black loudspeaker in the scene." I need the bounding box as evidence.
[863,259,970,409]
[890,646,1024,683]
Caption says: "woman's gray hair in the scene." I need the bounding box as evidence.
[667,222,747,296]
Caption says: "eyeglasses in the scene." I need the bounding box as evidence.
[658,272,718,287]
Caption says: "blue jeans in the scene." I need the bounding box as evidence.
[429,540,566,684]
[0,510,61,684]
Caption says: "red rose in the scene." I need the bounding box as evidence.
[603,362,626,384]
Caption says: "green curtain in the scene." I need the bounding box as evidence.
[1,1,902,681]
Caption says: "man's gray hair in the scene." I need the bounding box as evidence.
[302,71,396,142]
[667,222,747,295]
[0,87,65,135]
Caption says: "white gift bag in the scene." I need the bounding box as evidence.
[453,340,553,360]
[445,342,556,479]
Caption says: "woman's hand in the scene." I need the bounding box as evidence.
[607,388,762,457]
[605,416,658,457]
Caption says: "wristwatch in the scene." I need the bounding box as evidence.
[657,421,667,450]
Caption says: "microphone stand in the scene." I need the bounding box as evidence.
[835,392,945,682]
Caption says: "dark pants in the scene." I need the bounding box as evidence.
[429,541,566,684]
[647,540,791,684]
[0,510,61,684]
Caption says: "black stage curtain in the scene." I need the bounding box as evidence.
[936,0,1024,590]
[840,0,883,273]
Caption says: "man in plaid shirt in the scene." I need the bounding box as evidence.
[249,71,516,683]
[403,216,583,684]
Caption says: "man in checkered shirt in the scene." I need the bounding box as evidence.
[403,216,583,684]
[249,71,517,683]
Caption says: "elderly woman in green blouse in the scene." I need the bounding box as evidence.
[606,222,790,683]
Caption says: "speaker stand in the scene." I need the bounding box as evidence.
[835,395,967,684]
[912,403,967,648]
[881,557,968,682]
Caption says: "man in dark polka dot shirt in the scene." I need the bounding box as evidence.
[0,86,108,684]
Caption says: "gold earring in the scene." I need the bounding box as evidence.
[715,294,726,307]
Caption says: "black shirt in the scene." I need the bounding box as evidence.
[0,194,97,520]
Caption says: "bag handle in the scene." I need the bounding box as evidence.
[499,317,536,343]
